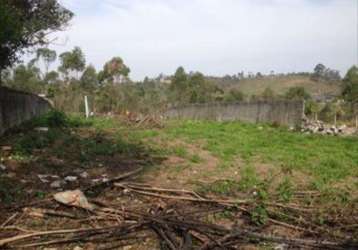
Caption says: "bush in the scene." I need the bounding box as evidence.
[45,110,68,127]
[224,89,244,102]
[285,87,311,100]
[32,110,67,128]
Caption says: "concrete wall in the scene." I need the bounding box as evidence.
[0,87,51,135]
[164,100,304,126]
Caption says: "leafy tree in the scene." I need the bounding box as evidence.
[321,101,345,125]
[0,0,73,83]
[80,65,98,90]
[261,87,275,100]
[44,70,59,85]
[36,48,57,75]
[0,68,11,83]
[313,63,326,79]
[101,57,130,84]
[312,63,341,82]
[59,46,86,80]
[324,69,341,82]
[187,72,213,103]
[285,87,311,100]
[169,66,188,104]
[168,67,220,104]
[171,66,187,88]
[224,89,244,102]
[305,100,324,121]
[4,62,44,93]
[342,65,358,103]
[331,100,345,126]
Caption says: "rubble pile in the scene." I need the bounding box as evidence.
[301,119,355,136]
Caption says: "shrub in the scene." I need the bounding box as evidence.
[285,87,311,100]
[45,110,68,127]
[32,110,68,128]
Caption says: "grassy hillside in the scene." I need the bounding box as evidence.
[209,75,341,97]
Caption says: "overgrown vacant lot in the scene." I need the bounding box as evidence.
[0,114,357,249]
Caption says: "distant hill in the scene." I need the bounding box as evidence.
[207,75,341,100]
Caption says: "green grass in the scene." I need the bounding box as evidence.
[196,166,261,195]
[10,113,149,164]
[172,145,188,158]
[190,154,202,163]
[164,120,358,186]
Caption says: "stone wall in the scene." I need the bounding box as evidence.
[0,87,51,135]
[164,100,304,126]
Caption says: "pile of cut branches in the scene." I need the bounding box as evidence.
[0,173,357,249]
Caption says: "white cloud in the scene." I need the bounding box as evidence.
[48,0,357,80]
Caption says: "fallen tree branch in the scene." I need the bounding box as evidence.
[115,183,314,213]
[85,167,143,193]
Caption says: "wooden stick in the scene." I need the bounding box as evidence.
[0,225,121,247]
[0,226,36,233]
[151,225,177,250]
[201,229,347,250]
[0,213,18,227]
[114,183,245,206]
[124,183,206,200]
[116,183,312,212]
[268,218,318,235]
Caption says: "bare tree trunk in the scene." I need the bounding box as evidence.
[356,115,358,129]
[314,113,318,121]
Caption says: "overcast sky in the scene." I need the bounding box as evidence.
[47,0,358,80]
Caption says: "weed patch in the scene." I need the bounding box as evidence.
[0,177,25,204]
[190,154,202,163]
[276,177,294,202]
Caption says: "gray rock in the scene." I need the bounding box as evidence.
[54,190,95,210]
[80,171,89,178]
[50,180,62,188]
[64,176,78,182]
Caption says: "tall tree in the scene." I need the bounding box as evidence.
[170,66,188,92]
[59,46,86,80]
[4,62,44,93]
[0,0,73,83]
[305,100,324,121]
[169,67,188,104]
[101,57,130,84]
[36,48,57,75]
[312,63,341,82]
[80,65,98,90]
[342,65,358,103]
